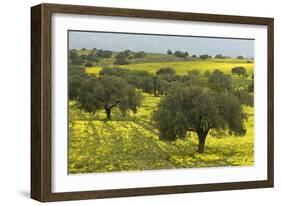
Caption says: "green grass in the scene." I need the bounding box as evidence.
[68,93,254,174]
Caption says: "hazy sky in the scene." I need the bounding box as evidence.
[69,31,254,58]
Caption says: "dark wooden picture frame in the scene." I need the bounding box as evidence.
[31,3,274,202]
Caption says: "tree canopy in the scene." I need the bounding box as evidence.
[69,51,83,65]
[174,50,189,58]
[199,54,212,60]
[77,76,143,119]
[208,69,233,92]
[167,49,173,55]
[153,83,246,153]
[134,51,146,58]
[115,52,129,65]
[237,55,244,59]
[156,67,176,76]
[231,66,247,78]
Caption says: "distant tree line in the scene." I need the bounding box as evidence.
[69,49,148,67]
[167,49,189,58]
[69,49,113,67]
[166,50,248,61]
[166,49,214,60]
[114,50,146,65]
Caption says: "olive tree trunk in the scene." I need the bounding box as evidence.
[105,108,111,119]
[104,102,120,120]
[197,130,209,153]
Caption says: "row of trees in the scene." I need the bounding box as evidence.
[69,49,147,67]
[114,50,146,65]
[167,49,189,58]
[69,64,253,153]
[69,49,113,66]
[98,66,252,95]
[167,50,248,60]
[69,66,143,120]
[70,49,250,69]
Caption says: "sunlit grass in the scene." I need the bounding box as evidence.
[85,66,102,74]
[68,94,254,174]
[119,60,254,75]
[84,59,254,77]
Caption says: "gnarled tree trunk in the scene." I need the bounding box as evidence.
[104,101,120,120]
[197,130,209,153]
[105,107,111,120]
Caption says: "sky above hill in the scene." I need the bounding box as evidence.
[69,31,254,58]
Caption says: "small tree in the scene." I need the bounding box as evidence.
[68,66,89,100]
[231,66,247,78]
[199,54,210,60]
[188,69,200,76]
[208,70,233,92]
[153,83,246,153]
[115,52,129,65]
[84,62,93,67]
[119,85,143,116]
[123,50,132,57]
[86,53,95,61]
[174,50,188,58]
[78,76,142,119]
[69,51,83,65]
[237,55,244,59]
[134,51,146,58]
[167,49,173,55]
[152,76,169,96]
[95,49,113,58]
[215,54,226,59]
[139,77,154,93]
[80,54,87,60]
[156,67,176,76]
[204,70,211,77]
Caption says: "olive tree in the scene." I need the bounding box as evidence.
[152,76,169,96]
[167,49,173,55]
[153,83,246,153]
[78,76,143,119]
[69,51,82,65]
[208,69,233,92]
[68,66,89,100]
[231,66,247,78]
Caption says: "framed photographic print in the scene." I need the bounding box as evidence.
[31,3,274,202]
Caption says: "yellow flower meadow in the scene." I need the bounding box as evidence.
[68,94,254,174]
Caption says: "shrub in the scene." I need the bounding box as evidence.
[85,62,93,67]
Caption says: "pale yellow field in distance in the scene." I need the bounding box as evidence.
[85,59,254,76]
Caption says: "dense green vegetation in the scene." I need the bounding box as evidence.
[68,48,254,174]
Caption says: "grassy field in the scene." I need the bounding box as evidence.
[85,59,253,76]
[68,93,254,174]
[69,50,254,174]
